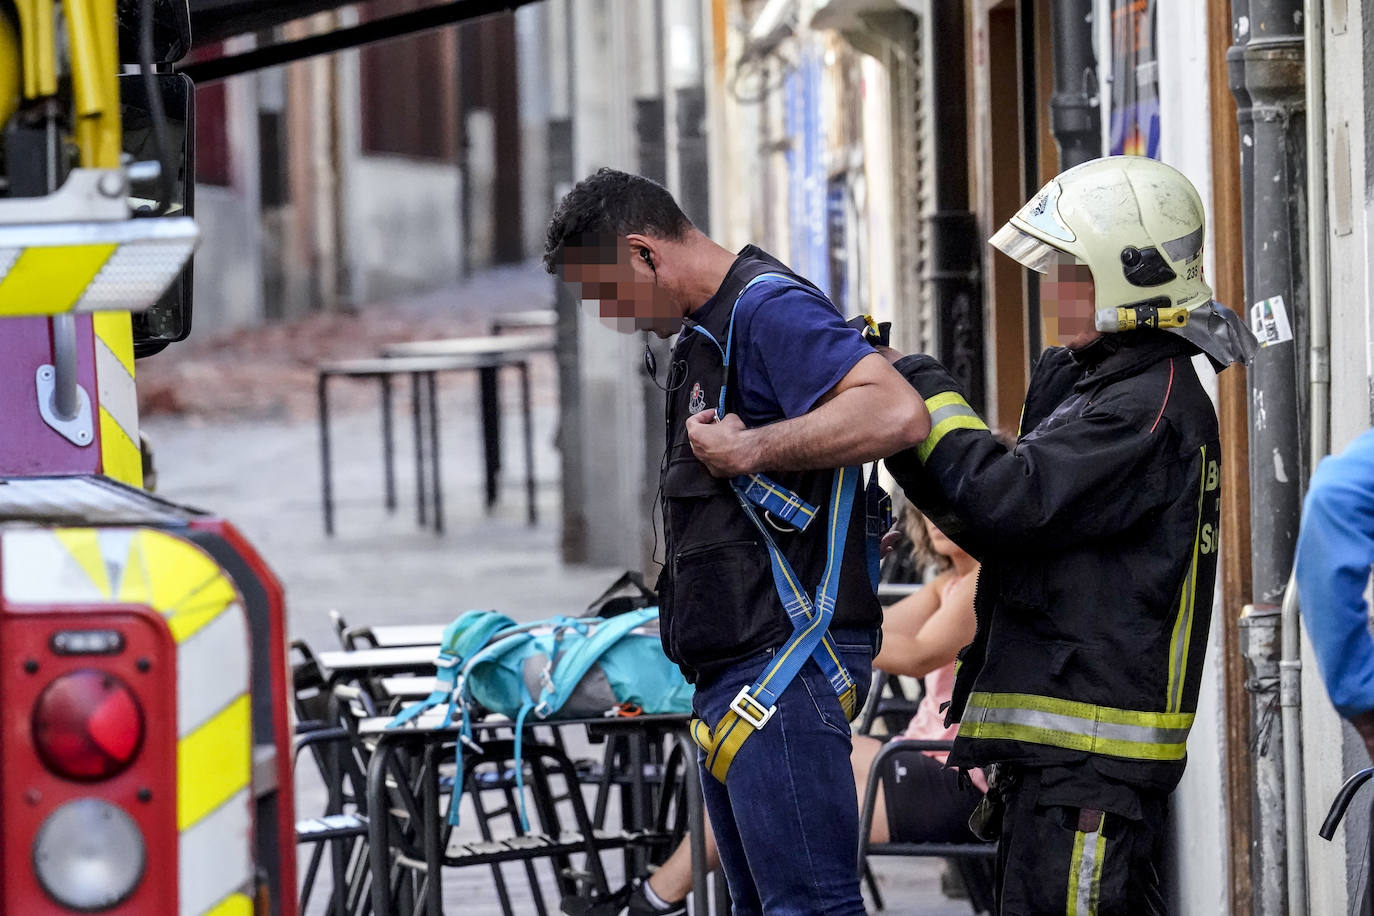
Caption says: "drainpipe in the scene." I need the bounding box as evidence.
[923,0,985,414]
[1049,0,1100,168]
[1280,571,1309,914]
[1229,0,1309,914]
[1303,0,1329,472]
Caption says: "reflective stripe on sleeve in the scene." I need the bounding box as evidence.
[918,391,990,462]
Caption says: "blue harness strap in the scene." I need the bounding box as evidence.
[691,465,860,782]
[729,464,861,713]
[735,472,818,530]
[682,271,874,783]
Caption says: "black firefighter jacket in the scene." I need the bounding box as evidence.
[885,330,1221,793]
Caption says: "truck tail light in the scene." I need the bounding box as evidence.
[31,670,145,781]
[32,799,147,910]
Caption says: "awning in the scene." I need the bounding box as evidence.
[182,0,542,81]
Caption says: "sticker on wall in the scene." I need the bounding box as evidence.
[1249,296,1294,348]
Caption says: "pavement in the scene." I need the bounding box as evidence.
[141,263,975,915]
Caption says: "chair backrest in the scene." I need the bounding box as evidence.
[856,671,924,737]
[857,739,997,914]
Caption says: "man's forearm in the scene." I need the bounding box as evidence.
[685,352,930,476]
[740,382,927,472]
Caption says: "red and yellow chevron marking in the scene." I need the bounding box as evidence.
[2,528,256,914]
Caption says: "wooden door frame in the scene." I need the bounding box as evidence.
[968,0,1033,432]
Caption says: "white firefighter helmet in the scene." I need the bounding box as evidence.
[990,155,1257,366]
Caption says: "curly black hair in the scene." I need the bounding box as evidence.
[543,168,693,274]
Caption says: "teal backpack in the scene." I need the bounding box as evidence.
[387,607,693,826]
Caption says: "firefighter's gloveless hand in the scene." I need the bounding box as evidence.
[686,408,758,478]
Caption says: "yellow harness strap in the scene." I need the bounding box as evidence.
[689,682,858,784]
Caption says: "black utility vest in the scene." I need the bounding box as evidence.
[656,247,881,684]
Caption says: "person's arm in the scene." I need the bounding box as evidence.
[685,352,929,476]
[882,352,1174,554]
[874,569,977,678]
[1296,429,1374,759]
[878,570,951,642]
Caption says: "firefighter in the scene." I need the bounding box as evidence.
[877,156,1257,913]
[695,155,1256,912]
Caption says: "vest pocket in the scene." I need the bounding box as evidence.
[669,538,781,668]
[663,456,729,498]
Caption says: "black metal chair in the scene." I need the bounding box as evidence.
[857,670,923,738]
[292,641,376,916]
[367,734,676,915]
[1322,765,1374,916]
[857,739,998,915]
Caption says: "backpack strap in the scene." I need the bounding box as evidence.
[387,610,515,729]
[447,626,543,828]
[533,608,662,717]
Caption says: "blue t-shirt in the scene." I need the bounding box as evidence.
[716,279,872,427]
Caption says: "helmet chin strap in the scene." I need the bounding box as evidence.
[1174,300,1260,369]
[1093,299,1258,368]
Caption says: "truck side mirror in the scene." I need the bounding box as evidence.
[120,72,195,358]
[117,0,192,66]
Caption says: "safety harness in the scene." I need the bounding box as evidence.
[682,273,883,783]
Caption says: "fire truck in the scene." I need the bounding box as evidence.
[0,1,535,913]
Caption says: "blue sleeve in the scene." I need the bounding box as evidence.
[1296,428,1374,718]
[732,282,871,424]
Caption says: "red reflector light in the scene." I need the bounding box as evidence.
[32,670,145,781]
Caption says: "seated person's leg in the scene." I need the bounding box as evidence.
[640,813,719,911]
[850,734,892,843]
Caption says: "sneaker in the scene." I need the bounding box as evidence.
[561,885,629,916]
[626,881,687,916]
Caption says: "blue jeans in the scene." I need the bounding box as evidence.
[693,629,876,915]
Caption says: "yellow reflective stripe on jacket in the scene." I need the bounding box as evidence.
[918,391,989,462]
[1166,445,1207,712]
[961,691,1194,761]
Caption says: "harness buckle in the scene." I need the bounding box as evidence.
[729,686,777,730]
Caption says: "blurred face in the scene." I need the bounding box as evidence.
[923,516,969,563]
[559,234,682,337]
[1041,255,1101,349]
